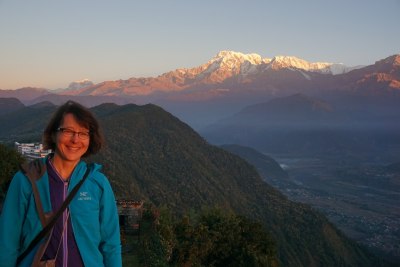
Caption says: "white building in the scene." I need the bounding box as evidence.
[15,142,52,160]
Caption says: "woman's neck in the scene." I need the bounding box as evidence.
[50,154,79,181]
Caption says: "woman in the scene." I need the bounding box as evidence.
[0,101,122,266]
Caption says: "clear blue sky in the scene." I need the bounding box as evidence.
[0,0,399,90]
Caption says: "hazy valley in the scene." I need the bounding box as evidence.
[222,145,400,262]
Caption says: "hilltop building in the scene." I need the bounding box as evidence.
[15,142,52,160]
[117,199,144,235]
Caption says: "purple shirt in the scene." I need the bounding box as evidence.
[42,158,84,267]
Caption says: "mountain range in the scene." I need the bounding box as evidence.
[1,51,398,100]
[1,51,399,130]
[57,51,363,97]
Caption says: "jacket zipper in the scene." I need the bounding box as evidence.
[63,181,68,267]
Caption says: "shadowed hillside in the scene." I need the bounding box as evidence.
[0,98,25,114]
[0,101,387,266]
[202,93,400,161]
[89,103,382,266]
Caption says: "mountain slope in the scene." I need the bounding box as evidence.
[88,103,381,266]
[0,98,25,114]
[28,93,133,107]
[233,93,334,123]
[201,92,400,157]
[322,54,400,95]
[0,103,387,266]
[221,144,288,179]
[0,101,56,142]
[0,87,50,102]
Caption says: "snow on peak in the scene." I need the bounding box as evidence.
[213,50,264,65]
[269,56,354,75]
[167,51,356,84]
[271,56,329,70]
[197,51,270,78]
[207,52,357,75]
[67,79,94,90]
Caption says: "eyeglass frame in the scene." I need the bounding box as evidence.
[56,127,91,140]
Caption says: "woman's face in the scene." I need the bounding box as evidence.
[54,113,90,165]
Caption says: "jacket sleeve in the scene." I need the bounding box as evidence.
[0,172,30,267]
[99,177,122,267]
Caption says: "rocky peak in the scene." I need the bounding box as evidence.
[67,79,94,90]
[376,54,400,67]
[167,51,268,83]
[212,50,265,65]
[269,56,334,72]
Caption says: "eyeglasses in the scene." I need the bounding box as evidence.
[57,127,90,140]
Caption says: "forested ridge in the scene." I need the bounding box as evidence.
[0,101,389,266]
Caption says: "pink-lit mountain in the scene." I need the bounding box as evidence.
[57,51,399,100]
[1,51,399,103]
[1,51,399,129]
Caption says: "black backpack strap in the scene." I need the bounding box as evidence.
[17,163,93,265]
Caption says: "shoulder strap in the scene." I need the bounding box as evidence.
[17,163,93,265]
[20,160,47,227]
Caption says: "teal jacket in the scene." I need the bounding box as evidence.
[0,157,122,267]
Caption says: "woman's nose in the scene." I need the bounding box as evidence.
[71,133,79,142]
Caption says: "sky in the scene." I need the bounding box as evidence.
[0,0,399,90]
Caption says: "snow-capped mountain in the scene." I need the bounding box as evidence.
[166,51,355,84]
[62,50,363,97]
[158,50,268,85]
[66,79,94,90]
[53,79,95,94]
[265,55,355,75]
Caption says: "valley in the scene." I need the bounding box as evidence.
[261,154,400,261]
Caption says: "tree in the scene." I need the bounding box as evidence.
[0,143,25,199]
[158,208,278,267]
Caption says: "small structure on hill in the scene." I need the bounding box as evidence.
[117,199,144,236]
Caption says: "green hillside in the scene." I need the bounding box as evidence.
[89,103,381,267]
[0,101,385,266]
[0,101,55,143]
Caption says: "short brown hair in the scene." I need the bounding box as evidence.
[43,100,104,157]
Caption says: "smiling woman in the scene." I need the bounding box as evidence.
[42,102,103,179]
[0,101,122,267]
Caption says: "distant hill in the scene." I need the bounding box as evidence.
[202,93,400,159]
[222,93,335,125]
[387,162,400,173]
[0,87,50,102]
[220,144,289,183]
[27,94,134,107]
[0,103,387,266]
[0,98,25,114]
[0,101,55,143]
[28,101,56,109]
